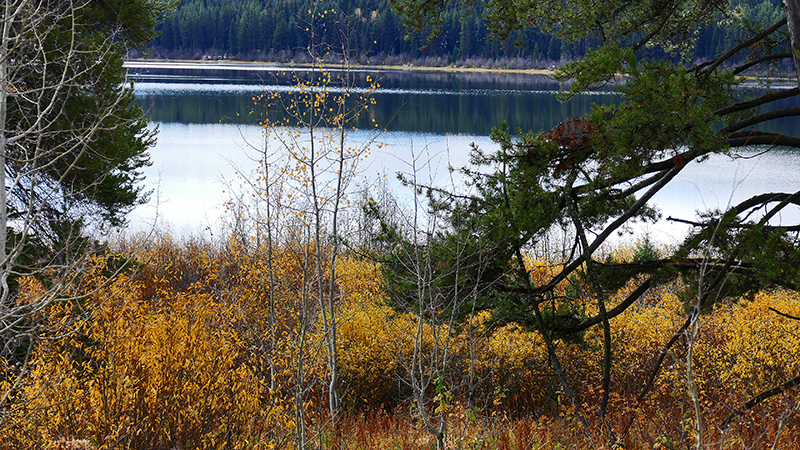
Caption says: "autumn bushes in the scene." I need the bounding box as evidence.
[1,235,799,448]
[2,249,268,449]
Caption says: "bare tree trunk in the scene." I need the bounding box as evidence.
[568,201,612,421]
[403,141,460,450]
[262,133,278,392]
[0,0,12,307]
[0,0,173,431]
[295,228,313,450]
[784,0,800,86]
[686,307,703,450]
[687,238,714,450]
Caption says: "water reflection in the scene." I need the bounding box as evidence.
[130,122,492,233]
[131,67,621,135]
[127,63,570,90]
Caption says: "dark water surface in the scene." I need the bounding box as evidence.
[130,64,621,135]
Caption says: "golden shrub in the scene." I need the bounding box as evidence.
[2,248,287,449]
[3,238,800,449]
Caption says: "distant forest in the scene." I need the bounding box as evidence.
[146,0,786,67]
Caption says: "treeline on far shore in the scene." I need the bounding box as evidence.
[143,0,787,69]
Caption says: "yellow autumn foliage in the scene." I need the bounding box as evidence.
[1,236,799,449]
[4,273,274,449]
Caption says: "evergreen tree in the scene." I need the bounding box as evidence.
[384,0,800,438]
[0,0,176,361]
[145,0,783,63]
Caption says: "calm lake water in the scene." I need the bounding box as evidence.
[127,62,800,244]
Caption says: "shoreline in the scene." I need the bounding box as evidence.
[123,58,556,76]
[123,58,797,87]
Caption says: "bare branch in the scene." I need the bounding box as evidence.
[727,133,800,149]
[769,307,800,321]
[721,373,800,429]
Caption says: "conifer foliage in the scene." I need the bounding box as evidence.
[382,0,800,444]
[0,0,175,414]
[149,0,787,65]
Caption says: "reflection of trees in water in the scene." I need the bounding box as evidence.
[133,72,623,135]
[368,70,565,91]
[131,67,799,136]
[127,65,570,90]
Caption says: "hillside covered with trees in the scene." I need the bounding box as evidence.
[147,0,786,67]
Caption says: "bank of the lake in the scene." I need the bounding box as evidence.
[124,58,557,75]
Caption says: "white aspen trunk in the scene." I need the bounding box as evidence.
[0,2,10,305]
[262,132,278,393]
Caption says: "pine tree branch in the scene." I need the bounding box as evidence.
[721,108,800,134]
[695,17,787,77]
[732,51,793,75]
[726,131,800,149]
[715,87,800,117]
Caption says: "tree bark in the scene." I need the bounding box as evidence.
[0,1,11,306]
[784,0,800,86]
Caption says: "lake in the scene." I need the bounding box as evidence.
[126,61,800,245]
